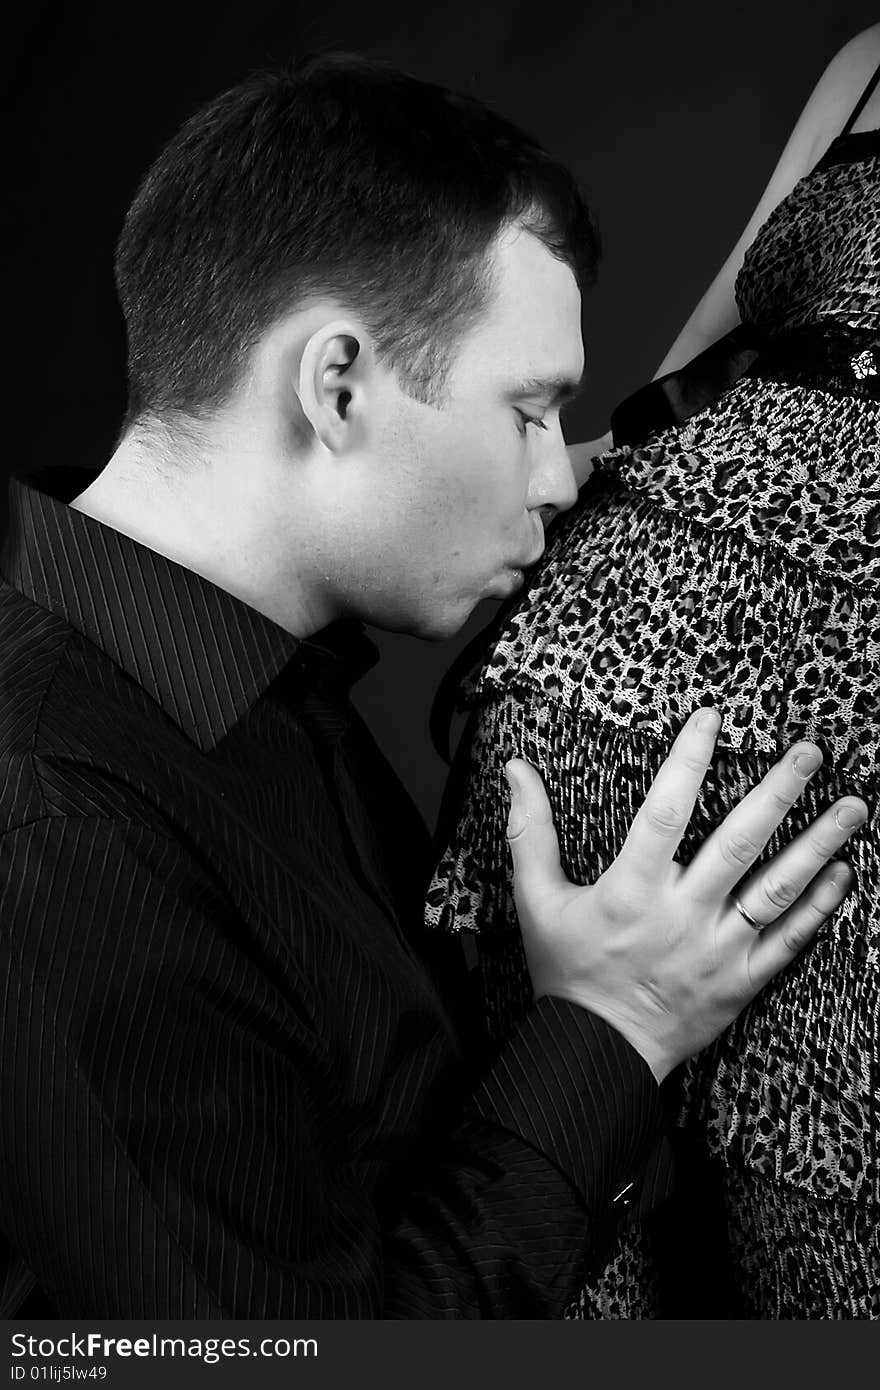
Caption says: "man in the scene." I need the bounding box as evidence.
[0,54,864,1318]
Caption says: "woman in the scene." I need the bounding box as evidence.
[427,25,880,1318]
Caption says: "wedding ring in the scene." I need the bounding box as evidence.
[732,895,764,932]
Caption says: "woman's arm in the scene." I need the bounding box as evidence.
[655,23,880,377]
[568,24,880,487]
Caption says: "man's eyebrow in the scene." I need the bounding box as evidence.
[507,374,585,405]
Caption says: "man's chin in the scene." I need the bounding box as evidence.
[421,592,515,642]
[484,566,526,600]
[372,608,465,643]
[406,603,483,644]
[375,589,509,643]
[415,612,472,643]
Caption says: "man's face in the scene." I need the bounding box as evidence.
[350,224,584,639]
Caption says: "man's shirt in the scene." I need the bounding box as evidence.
[0,476,662,1318]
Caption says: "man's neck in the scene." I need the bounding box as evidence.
[70,436,330,639]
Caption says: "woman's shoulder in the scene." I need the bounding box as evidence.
[824,23,880,97]
[806,24,880,154]
[829,22,880,70]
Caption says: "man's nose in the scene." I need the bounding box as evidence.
[529,435,579,519]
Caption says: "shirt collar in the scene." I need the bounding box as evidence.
[0,475,313,752]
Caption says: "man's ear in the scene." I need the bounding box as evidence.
[297,320,370,453]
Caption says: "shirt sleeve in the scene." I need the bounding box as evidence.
[0,814,661,1319]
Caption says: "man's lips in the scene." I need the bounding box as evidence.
[522,514,548,570]
[520,543,545,569]
[489,541,545,597]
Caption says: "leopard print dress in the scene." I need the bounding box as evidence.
[426,129,880,1317]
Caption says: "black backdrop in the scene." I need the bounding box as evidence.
[8,0,877,825]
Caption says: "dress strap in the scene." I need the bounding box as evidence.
[840,58,880,136]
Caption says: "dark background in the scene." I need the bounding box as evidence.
[8,0,877,826]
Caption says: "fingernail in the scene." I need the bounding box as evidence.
[835,804,866,831]
[829,862,853,890]
[505,762,529,839]
[792,749,822,778]
[696,708,720,732]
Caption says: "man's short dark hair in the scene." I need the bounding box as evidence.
[115,52,600,425]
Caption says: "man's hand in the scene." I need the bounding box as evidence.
[505,708,867,1082]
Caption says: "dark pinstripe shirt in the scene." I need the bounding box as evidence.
[0,477,662,1318]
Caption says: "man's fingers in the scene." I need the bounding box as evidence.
[505,758,564,902]
[685,740,824,901]
[748,860,854,989]
[731,796,868,927]
[615,708,721,882]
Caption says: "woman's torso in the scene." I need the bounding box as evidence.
[429,122,880,1223]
